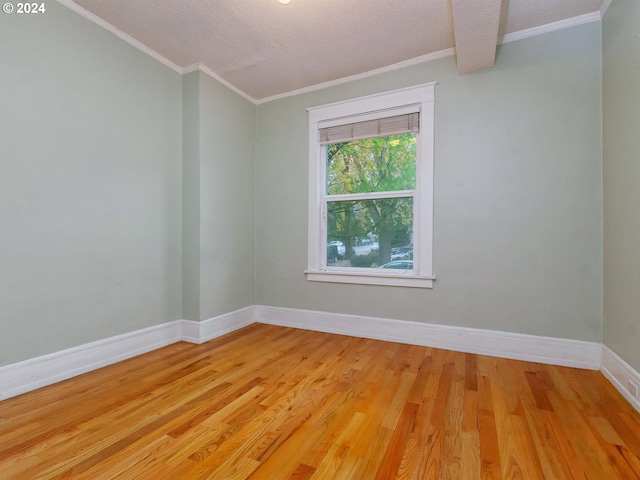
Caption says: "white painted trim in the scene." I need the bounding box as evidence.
[601,346,640,413]
[56,0,183,74]
[181,63,200,75]
[307,82,436,123]
[180,306,257,344]
[192,63,258,105]
[305,270,434,288]
[306,84,435,288]
[257,9,603,104]
[57,0,603,105]
[600,0,613,18]
[255,306,602,370]
[55,2,258,104]
[6,305,633,415]
[257,50,455,105]
[0,322,182,400]
[499,11,602,45]
[0,307,257,401]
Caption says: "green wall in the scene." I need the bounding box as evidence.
[180,71,256,322]
[197,72,256,320]
[0,2,182,365]
[603,0,640,371]
[181,72,202,321]
[0,2,256,367]
[255,22,604,342]
[0,3,611,369]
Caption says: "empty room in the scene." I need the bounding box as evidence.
[2,0,640,478]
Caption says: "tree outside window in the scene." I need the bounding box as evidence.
[326,133,416,268]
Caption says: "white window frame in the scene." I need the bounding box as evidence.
[305,83,436,288]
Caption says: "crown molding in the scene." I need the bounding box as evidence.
[189,63,258,105]
[181,63,200,75]
[57,0,605,105]
[56,0,183,74]
[255,48,455,105]
[499,11,602,45]
[600,0,613,18]
[256,9,605,104]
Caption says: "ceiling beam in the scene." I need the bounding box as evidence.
[451,0,502,75]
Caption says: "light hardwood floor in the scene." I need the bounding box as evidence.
[1,323,640,479]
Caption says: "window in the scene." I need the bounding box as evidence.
[306,83,435,288]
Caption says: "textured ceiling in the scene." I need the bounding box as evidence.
[67,0,605,101]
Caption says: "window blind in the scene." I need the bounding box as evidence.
[319,112,419,145]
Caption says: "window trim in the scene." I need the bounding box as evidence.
[305,83,436,288]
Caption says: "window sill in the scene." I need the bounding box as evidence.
[304,269,435,288]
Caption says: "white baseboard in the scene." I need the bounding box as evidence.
[4,305,635,414]
[180,306,257,344]
[255,306,602,370]
[0,322,182,401]
[601,346,640,413]
[0,307,257,401]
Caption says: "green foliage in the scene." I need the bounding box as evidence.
[325,133,417,265]
[326,133,416,195]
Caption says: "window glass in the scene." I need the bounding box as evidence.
[326,134,417,195]
[327,197,413,268]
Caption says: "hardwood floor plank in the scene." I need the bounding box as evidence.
[462,389,481,479]
[287,463,315,480]
[477,358,503,480]
[521,406,573,479]
[3,371,229,478]
[1,325,640,479]
[547,392,617,479]
[524,371,554,411]
[430,362,454,426]
[466,353,479,392]
[374,401,420,480]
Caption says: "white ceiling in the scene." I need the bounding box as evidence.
[64,0,607,102]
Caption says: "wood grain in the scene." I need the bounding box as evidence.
[1,324,640,479]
